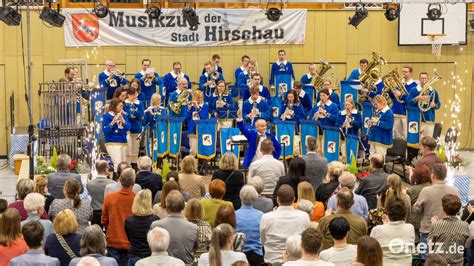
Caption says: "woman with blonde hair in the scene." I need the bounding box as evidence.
[316,161,345,206]
[125,189,159,265]
[44,209,81,265]
[0,208,29,265]
[198,223,247,266]
[153,179,181,219]
[367,95,394,157]
[209,80,234,118]
[34,175,55,213]
[185,199,212,262]
[212,152,245,210]
[186,90,210,134]
[179,155,206,199]
[295,182,325,222]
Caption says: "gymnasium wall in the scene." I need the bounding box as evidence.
[0,9,473,156]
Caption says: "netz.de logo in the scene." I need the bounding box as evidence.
[388,239,465,255]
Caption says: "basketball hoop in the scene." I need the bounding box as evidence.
[427,34,446,58]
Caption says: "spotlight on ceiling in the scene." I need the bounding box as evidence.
[39,3,65,28]
[94,1,109,19]
[384,4,399,21]
[427,3,442,21]
[266,1,283,22]
[0,5,21,26]
[348,4,368,28]
[146,2,161,19]
[182,5,199,28]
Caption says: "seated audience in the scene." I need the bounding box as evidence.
[9,178,48,221]
[295,181,324,222]
[44,209,81,265]
[198,223,248,265]
[0,198,7,214]
[87,160,115,227]
[153,179,181,219]
[125,189,160,265]
[214,204,246,253]
[406,165,432,242]
[249,176,273,213]
[319,217,357,265]
[354,153,387,210]
[236,185,264,265]
[327,172,369,219]
[0,208,28,266]
[282,228,333,265]
[10,221,60,266]
[201,179,234,228]
[302,136,328,190]
[425,253,448,266]
[370,198,415,265]
[21,193,55,242]
[49,179,93,234]
[212,152,245,210]
[135,227,185,266]
[428,194,469,265]
[317,188,367,250]
[316,161,344,206]
[260,185,311,264]
[415,136,444,170]
[104,162,142,195]
[354,236,383,266]
[184,199,212,263]
[273,157,310,205]
[179,155,206,199]
[135,156,163,200]
[69,225,118,266]
[151,190,198,264]
[34,175,55,213]
[47,154,83,199]
[282,235,302,263]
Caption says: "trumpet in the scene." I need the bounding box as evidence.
[144,72,157,87]
[418,72,442,112]
[170,90,190,115]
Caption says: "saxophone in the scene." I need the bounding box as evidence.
[382,68,408,107]
[418,72,442,112]
[170,90,190,115]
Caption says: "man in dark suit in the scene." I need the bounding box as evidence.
[302,136,328,190]
[135,156,163,200]
[236,109,281,169]
[354,153,387,210]
[47,154,83,199]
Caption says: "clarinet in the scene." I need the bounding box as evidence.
[344,112,353,136]
[365,109,380,138]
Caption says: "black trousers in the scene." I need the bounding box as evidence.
[92,210,102,228]
[245,250,264,266]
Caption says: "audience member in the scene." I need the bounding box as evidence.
[236,185,264,265]
[407,165,432,241]
[319,217,357,265]
[184,199,212,263]
[273,157,310,205]
[327,171,369,219]
[282,235,302,263]
[44,209,81,265]
[153,180,181,219]
[282,228,333,265]
[34,175,55,213]
[151,190,198,264]
[47,154,83,199]
[135,156,163,200]
[315,161,344,206]
[354,236,383,266]
[76,256,100,266]
[21,193,55,242]
[87,160,115,227]
[125,189,160,265]
[317,188,367,250]
[428,194,469,265]
[249,176,273,213]
[0,198,7,214]
[370,198,415,265]
[248,139,285,197]
[201,179,234,228]
[0,208,29,265]
[104,162,141,196]
[212,152,245,210]
[415,136,444,170]
[355,153,388,210]
[295,181,324,222]
[153,171,186,204]
[260,185,310,264]
[179,155,206,199]
[135,227,185,266]
[302,136,328,190]
[214,204,246,252]
[9,178,48,220]
[295,200,318,228]
[425,253,448,266]
[69,225,118,266]
[49,179,93,234]
[101,168,137,265]
[198,223,248,265]
[10,221,60,266]
[114,161,130,181]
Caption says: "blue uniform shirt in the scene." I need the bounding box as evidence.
[347,68,362,81]
[186,103,210,134]
[199,72,224,102]
[337,109,362,136]
[209,93,235,117]
[168,89,191,118]
[308,100,339,134]
[243,85,271,103]
[98,70,127,100]
[134,71,160,104]
[242,96,271,127]
[163,71,191,103]
[123,99,144,134]
[102,112,131,144]
[269,61,295,86]
[407,84,440,122]
[368,106,394,147]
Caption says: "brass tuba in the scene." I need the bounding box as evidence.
[382,68,408,107]
[418,72,441,112]
[358,52,386,87]
[310,60,333,89]
[170,90,190,115]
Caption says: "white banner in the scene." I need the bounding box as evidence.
[63,8,307,47]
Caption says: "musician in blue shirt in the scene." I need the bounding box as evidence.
[98,59,127,100]
[201,54,224,77]
[368,95,394,157]
[242,86,271,128]
[123,88,144,166]
[316,80,340,108]
[243,73,271,103]
[309,88,339,132]
[237,60,260,97]
[280,89,305,126]
[300,63,318,106]
[209,80,234,118]
[269,50,295,91]
[292,81,312,113]
[163,61,191,104]
[129,78,147,104]
[407,72,441,139]
[186,90,210,134]
[169,78,192,118]
[347,58,368,81]
[134,59,159,107]
[199,61,224,103]
[143,93,167,131]
[234,55,250,87]
[338,98,362,136]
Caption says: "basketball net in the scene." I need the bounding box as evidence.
[429,35,444,58]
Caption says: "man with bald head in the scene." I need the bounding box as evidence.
[355,153,388,210]
[168,77,192,117]
[163,61,191,104]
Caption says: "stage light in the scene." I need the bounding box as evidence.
[94,1,109,19]
[265,1,283,22]
[384,4,399,21]
[348,4,368,28]
[39,5,65,28]
[469,19,474,29]
[0,6,21,26]
[182,6,199,28]
[146,3,161,19]
[427,4,442,21]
